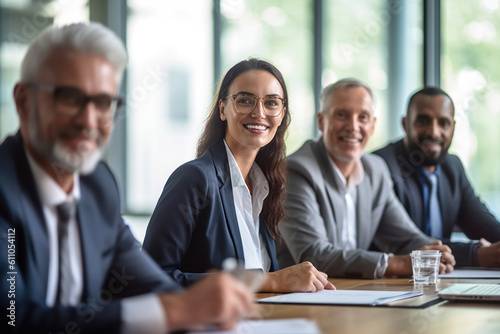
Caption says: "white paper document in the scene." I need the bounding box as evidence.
[258,289,422,306]
[187,318,320,334]
[439,268,500,279]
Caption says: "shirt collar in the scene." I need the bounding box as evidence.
[24,147,81,207]
[417,164,441,181]
[328,155,364,193]
[223,140,269,198]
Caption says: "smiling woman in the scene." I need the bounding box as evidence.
[219,69,285,183]
[143,58,336,293]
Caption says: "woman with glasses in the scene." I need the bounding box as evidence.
[143,58,335,292]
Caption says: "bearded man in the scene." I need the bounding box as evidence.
[374,87,500,268]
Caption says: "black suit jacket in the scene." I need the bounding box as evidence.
[0,132,180,334]
[143,140,279,286]
[373,139,500,266]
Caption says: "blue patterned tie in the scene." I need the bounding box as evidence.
[427,174,443,239]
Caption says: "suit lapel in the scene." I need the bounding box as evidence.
[406,176,425,230]
[395,140,426,230]
[259,217,278,271]
[13,133,50,302]
[437,166,451,234]
[355,173,372,248]
[20,190,50,302]
[316,139,344,243]
[77,184,105,299]
[324,181,344,243]
[211,142,245,261]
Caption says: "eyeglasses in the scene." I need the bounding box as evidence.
[28,83,124,122]
[223,93,285,117]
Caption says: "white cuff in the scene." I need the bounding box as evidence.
[121,293,167,334]
[374,253,389,278]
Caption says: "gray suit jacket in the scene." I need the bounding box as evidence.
[277,138,434,278]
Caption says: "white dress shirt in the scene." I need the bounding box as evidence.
[224,141,271,272]
[25,150,83,307]
[329,156,362,250]
[328,156,389,278]
[25,149,166,333]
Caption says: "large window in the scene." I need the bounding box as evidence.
[220,0,314,154]
[0,0,88,141]
[1,0,497,227]
[324,0,388,146]
[443,0,500,218]
[126,0,213,213]
[324,0,423,150]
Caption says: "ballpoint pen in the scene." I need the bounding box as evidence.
[222,258,266,293]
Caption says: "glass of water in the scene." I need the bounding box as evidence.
[410,250,442,285]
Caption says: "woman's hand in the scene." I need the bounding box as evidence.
[259,261,336,292]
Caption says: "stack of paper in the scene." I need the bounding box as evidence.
[438,269,500,279]
[258,289,422,306]
[187,318,320,334]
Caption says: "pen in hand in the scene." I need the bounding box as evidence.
[222,258,265,293]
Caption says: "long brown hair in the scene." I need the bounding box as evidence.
[197,58,291,240]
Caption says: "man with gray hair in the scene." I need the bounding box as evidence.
[0,22,254,333]
[277,78,455,278]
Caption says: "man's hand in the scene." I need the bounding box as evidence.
[418,240,455,274]
[261,261,336,292]
[159,273,255,331]
[385,240,456,276]
[385,254,412,276]
[477,238,500,268]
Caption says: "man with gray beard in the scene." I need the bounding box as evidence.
[0,22,254,334]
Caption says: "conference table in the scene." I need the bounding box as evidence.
[253,276,500,334]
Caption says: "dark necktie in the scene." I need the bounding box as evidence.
[56,200,76,305]
[427,174,443,238]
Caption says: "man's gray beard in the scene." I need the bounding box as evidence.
[28,104,104,175]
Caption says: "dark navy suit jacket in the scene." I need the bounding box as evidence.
[0,132,180,334]
[143,140,279,286]
[373,139,500,266]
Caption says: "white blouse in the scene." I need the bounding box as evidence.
[223,140,271,272]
